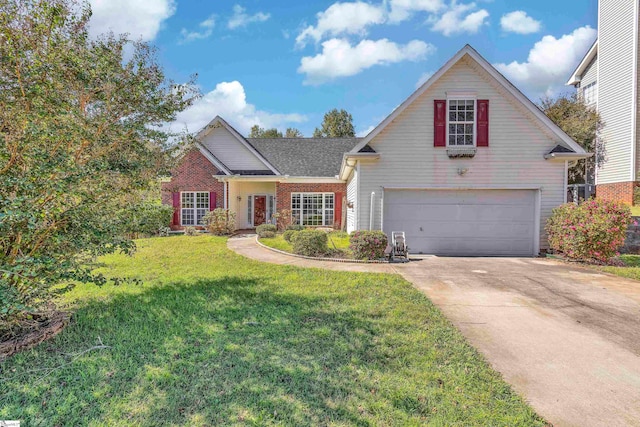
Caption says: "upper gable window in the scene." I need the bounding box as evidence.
[448,99,475,146]
[582,81,597,106]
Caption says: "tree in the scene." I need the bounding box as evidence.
[249,125,282,138]
[285,128,303,138]
[314,109,355,137]
[0,0,197,331]
[540,94,602,184]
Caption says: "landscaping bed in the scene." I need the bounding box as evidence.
[0,236,544,425]
[259,231,353,258]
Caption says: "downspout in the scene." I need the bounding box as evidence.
[380,189,384,232]
[223,181,228,210]
[369,191,375,230]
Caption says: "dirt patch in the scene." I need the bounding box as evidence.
[1,311,71,359]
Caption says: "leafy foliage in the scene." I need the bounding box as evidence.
[291,230,328,256]
[118,202,174,239]
[349,231,388,260]
[282,229,299,243]
[0,0,197,331]
[183,227,198,236]
[249,125,282,138]
[256,224,277,238]
[285,127,304,138]
[272,209,297,231]
[202,208,236,236]
[540,94,602,184]
[313,109,355,138]
[546,199,631,263]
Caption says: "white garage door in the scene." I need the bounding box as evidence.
[384,189,537,256]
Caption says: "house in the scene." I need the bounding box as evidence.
[568,0,639,204]
[162,45,589,256]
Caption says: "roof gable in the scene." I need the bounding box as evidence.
[567,40,598,86]
[196,116,280,175]
[350,44,587,155]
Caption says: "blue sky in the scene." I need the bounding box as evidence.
[88,0,598,137]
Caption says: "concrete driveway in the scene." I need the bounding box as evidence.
[229,236,640,426]
[396,256,640,427]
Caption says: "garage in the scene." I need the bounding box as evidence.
[383,189,538,256]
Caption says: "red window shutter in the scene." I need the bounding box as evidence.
[334,192,343,228]
[477,99,489,147]
[172,192,180,225]
[434,100,447,147]
[209,192,216,211]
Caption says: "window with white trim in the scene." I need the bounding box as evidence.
[181,192,209,226]
[448,99,475,146]
[582,81,597,106]
[291,193,334,226]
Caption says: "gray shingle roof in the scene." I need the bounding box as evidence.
[246,137,362,177]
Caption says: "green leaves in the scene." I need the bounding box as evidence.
[0,0,198,330]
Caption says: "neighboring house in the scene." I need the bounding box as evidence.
[163,45,589,256]
[568,0,640,204]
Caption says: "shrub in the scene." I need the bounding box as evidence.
[158,226,171,237]
[286,224,305,231]
[261,231,276,238]
[119,202,174,239]
[282,229,299,242]
[291,230,328,257]
[349,230,388,260]
[202,208,236,236]
[546,199,632,263]
[184,226,198,236]
[256,224,277,238]
[272,209,297,231]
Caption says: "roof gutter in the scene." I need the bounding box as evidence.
[215,175,345,183]
[543,152,593,161]
[339,152,380,180]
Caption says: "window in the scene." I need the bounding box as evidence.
[291,193,334,226]
[181,192,209,226]
[448,99,475,146]
[582,81,597,106]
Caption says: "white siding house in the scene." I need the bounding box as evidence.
[568,1,640,203]
[342,46,589,256]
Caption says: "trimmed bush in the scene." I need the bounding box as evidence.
[202,208,236,236]
[282,229,299,243]
[546,199,632,263]
[286,224,305,231]
[349,230,388,260]
[260,231,276,238]
[291,230,328,257]
[184,226,198,236]
[256,224,277,238]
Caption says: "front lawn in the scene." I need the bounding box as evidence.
[0,236,544,425]
[261,231,352,258]
[599,254,640,280]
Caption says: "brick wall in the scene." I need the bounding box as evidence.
[161,148,225,230]
[276,182,347,229]
[595,181,638,205]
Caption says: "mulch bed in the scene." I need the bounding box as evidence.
[1,311,71,359]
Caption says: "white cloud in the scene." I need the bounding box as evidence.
[357,124,376,137]
[295,2,386,48]
[494,26,597,96]
[415,71,434,88]
[298,38,435,84]
[179,15,215,44]
[388,0,445,23]
[431,1,489,36]
[88,0,175,41]
[500,11,541,34]
[173,81,306,136]
[228,5,270,30]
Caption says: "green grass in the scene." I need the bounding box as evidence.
[261,231,352,257]
[0,236,544,426]
[599,254,640,280]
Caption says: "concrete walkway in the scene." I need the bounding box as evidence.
[228,235,640,427]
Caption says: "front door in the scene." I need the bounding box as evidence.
[254,195,266,226]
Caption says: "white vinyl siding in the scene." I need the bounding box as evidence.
[580,54,598,107]
[356,56,566,250]
[598,0,636,184]
[346,168,358,233]
[200,126,270,171]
